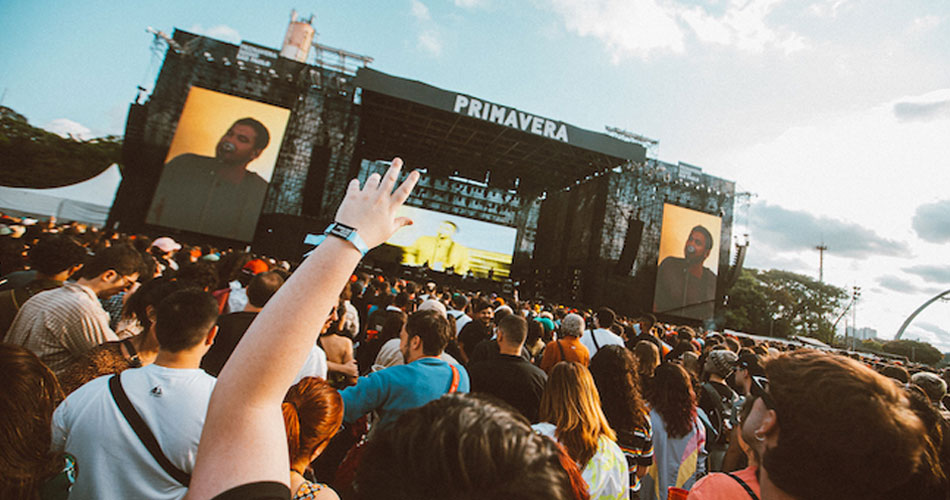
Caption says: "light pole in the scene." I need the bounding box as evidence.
[849,286,861,349]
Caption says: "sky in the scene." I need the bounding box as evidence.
[1,0,949,350]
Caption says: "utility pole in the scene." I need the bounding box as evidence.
[849,286,861,350]
[815,244,828,282]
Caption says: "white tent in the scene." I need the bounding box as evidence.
[0,164,121,226]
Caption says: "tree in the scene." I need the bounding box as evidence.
[724,268,847,343]
[0,105,122,188]
[882,339,943,366]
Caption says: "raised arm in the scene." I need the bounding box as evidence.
[185,159,418,499]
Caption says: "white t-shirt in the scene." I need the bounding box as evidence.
[448,309,471,336]
[294,344,329,384]
[226,281,248,314]
[51,364,216,500]
[579,328,625,358]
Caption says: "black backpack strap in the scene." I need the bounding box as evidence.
[590,329,601,350]
[725,472,759,500]
[108,373,191,486]
[556,339,567,361]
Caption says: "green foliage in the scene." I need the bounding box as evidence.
[0,105,122,188]
[859,338,884,352]
[724,268,848,343]
[882,339,943,366]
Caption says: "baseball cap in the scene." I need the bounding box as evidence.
[152,237,182,253]
[242,258,269,275]
[737,352,765,377]
[704,350,739,378]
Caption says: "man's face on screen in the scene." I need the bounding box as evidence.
[216,124,262,166]
[684,229,710,264]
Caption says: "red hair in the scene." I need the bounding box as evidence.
[282,377,343,465]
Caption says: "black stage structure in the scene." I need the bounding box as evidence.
[110,29,736,322]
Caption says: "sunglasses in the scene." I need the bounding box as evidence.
[750,375,775,410]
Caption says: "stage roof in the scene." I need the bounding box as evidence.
[354,68,646,194]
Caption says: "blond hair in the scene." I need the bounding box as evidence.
[539,361,616,467]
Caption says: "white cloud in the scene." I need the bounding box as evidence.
[716,88,950,348]
[547,0,808,61]
[454,0,487,8]
[188,24,241,44]
[418,31,443,56]
[548,0,686,62]
[411,0,432,21]
[909,15,942,34]
[44,118,91,140]
[680,0,807,54]
[807,0,849,19]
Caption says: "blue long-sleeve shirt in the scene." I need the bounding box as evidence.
[340,356,470,429]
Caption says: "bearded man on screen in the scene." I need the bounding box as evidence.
[147,118,270,241]
[654,225,716,319]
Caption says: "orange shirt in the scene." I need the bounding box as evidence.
[687,466,760,500]
[540,337,591,373]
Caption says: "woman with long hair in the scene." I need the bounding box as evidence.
[640,362,707,500]
[535,361,628,499]
[0,343,74,500]
[283,377,344,500]
[589,345,654,500]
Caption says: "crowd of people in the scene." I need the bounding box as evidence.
[1,160,949,500]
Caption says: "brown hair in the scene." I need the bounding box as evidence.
[282,377,343,466]
[645,362,697,439]
[0,344,65,499]
[763,350,942,499]
[539,362,616,466]
[354,393,590,500]
[633,340,660,379]
[589,345,649,433]
[406,309,451,356]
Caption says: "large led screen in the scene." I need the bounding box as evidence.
[653,203,722,320]
[381,205,517,280]
[146,87,291,241]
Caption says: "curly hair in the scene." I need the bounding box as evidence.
[589,345,648,432]
[539,362,616,466]
[0,344,65,499]
[644,362,697,439]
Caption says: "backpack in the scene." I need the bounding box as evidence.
[700,381,739,448]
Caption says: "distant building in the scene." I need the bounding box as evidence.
[846,326,878,340]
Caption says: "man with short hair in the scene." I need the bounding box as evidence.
[734,351,765,397]
[147,118,271,241]
[539,313,590,373]
[7,245,143,377]
[202,271,286,376]
[341,309,470,430]
[743,350,944,499]
[458,298,493,362]
[468,314,547,423]
[579,307,625,358]
[51,289,220,500]
[654,225,717,319]
[0,234,87,338]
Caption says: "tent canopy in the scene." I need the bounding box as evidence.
[0,164,121,225]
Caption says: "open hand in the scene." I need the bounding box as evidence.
[334,158,420,249]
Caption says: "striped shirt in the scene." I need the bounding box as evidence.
[6,282,117,377]
[617,412,654,494]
